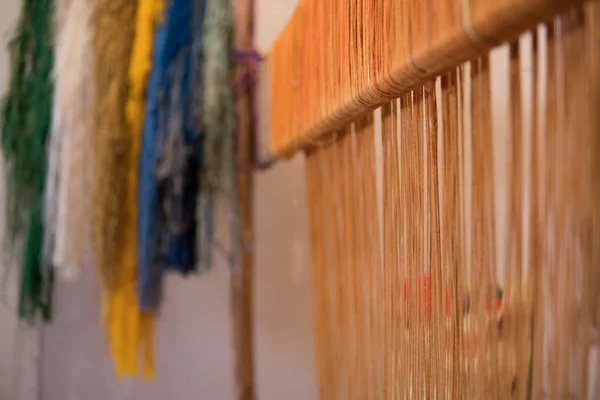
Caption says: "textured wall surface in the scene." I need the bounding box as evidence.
[1,0,316,399]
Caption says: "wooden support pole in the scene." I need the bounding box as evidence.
[232,0,255,399]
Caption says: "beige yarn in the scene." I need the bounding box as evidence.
[49,0,96,280]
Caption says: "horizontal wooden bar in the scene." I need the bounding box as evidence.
[267,0,587,157]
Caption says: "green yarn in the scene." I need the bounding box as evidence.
[19,200,53,320]
[1,0,54,321]
[202,0,235,193]
[197,0,239,271]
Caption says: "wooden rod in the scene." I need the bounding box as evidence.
[268,0,591,156]
[232,0,256,398]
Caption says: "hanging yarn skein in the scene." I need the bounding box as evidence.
[197,0,238,273]
[1,0,55,321]
[138,0,202,311]
[46,0,96,282]
[92,0,138,291]
[100,0,164,378]
[92,0,158,377]
[155,0,200,275]
[138,3,168,311]
[43,0,67,280]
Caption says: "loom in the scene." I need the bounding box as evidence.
[1,0,598,396]
[255,0,600,397]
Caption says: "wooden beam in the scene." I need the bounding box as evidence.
[232,0,256,398]
[268,0,590,156]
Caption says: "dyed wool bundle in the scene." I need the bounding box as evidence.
[92,0,158,379]
[42,0,65,280]
[138,0,202,311]
[92,0,138,290]
[1,0,55,321]
[138,4,169,311]
[196,0,237,273]
[100,0,165,378]
[270,0,600,398]
[154,0,199,276]
[46,0,96,281]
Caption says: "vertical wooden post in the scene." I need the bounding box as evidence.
[232,0,255,399]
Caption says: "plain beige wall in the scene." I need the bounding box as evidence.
[0,0,19,390]
[0,2,45,399]
[1,0,316,399]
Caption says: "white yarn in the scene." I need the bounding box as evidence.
[42,0,69,272]
[49,0,96,281]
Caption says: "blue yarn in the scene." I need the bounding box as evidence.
[138,18,167,311]
[156,49,198,274]
[138,0,204,311]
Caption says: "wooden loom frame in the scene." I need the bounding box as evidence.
[233,0,256,399]
[234,0,598,399]
[267,0,591,156]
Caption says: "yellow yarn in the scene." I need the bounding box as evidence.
[127,0,165,137]
[103,286,155,378]
[102,0,165,379]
